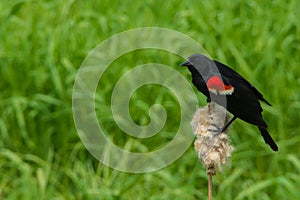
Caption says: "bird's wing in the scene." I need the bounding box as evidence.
[213,60,272,106]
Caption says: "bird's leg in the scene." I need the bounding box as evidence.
[208,124,222,133]
[221,116,237,133]
[208,116,237,134]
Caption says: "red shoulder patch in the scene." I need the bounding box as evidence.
[207,76,234,95]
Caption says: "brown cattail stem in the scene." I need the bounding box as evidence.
[191,102,234,200]
[208,172,213,200]
[207,166,215,200]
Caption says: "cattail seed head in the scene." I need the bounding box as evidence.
[191,102,234,172]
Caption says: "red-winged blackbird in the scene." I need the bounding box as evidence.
[181,54,278,151]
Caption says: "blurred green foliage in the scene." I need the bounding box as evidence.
[0,0,299,199]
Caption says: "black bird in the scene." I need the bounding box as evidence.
[181,54,278,151]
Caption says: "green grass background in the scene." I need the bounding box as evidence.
[1,0,300,199]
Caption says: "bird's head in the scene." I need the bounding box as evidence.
[180,54,215,75]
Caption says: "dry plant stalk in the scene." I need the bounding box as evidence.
[191,102,234,200]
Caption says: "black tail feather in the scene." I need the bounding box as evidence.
[258,127,278,151]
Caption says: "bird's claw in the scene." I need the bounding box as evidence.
[207,124,223,135]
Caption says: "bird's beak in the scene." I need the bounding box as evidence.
[180,60,191,67]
